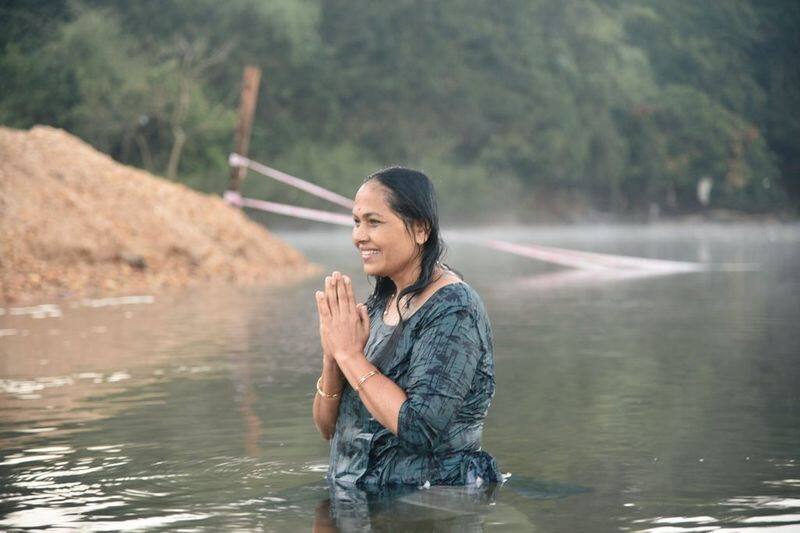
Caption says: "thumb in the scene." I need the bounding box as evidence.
[357,303,369,325]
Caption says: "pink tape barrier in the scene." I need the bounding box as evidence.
[224,190,353,226]
[477,238,703,272]
[229,153,354,209]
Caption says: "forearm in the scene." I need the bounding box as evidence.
[335,351,407,434]
[312,356,345,440]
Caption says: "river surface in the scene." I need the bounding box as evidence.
[1,223,798,532]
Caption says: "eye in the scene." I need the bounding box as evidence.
[353,216,381,228]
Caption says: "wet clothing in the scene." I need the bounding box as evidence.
[327,282,501,488]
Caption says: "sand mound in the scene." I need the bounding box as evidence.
[0,125,320,304]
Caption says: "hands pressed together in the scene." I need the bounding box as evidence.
[313,271,405,438]
[315,271,370,365]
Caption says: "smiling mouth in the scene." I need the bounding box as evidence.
[360,249,381,259]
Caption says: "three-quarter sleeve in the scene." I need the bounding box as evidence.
[396,305,482,453]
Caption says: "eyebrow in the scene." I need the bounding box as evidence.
[352,212,383,218]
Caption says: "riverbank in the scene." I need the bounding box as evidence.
[0,125,320,305]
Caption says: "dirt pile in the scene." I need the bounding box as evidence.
[0,125,320,304]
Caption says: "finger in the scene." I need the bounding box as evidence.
[332,271,343,309]
[333,270,342,307]
[358,303,369,327]
[343,275,356,310]
[315,290,329,317]
[332,273,343,310]
[336,274,350,314]
[325,275,337,313]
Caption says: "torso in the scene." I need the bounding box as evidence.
[327,278,501,487]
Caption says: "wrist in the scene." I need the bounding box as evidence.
[333,349,362,364]
[323,357,342,373]
[336,353,377,389]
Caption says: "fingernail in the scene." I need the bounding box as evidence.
[344,276,350,284]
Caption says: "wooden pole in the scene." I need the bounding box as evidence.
[228,66,262,193]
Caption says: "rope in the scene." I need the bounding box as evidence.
[477,238,703,272]
[223,190,352,226]
[229,153,354,209]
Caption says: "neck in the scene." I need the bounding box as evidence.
[390,263,421,296]
[390,261,442,298]
[386,263,445,319]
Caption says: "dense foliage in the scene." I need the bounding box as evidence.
[1,0,797,221]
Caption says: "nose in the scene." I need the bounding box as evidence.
[352,223,367,246]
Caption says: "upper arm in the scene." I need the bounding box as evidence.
[395,306,483,452]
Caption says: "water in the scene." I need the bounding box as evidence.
[1,223,798,531]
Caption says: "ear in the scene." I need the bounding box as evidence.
[413,220,430,246]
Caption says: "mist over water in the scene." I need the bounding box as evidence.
[1,223,798,531]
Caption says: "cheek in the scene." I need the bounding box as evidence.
[389,239,415,261]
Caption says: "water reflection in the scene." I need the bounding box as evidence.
[308,480,537,531]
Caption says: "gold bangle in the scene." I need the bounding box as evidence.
[316,376,341,399]
[355,370,379,391]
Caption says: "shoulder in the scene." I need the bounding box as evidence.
[411,281,494,357]
[415,281,489,331]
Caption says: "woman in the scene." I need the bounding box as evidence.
[312,166,501,488]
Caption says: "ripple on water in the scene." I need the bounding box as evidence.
[0,443,220,531]
[631,493,800,532]
[0,508,209,531]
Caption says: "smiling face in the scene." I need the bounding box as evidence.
[352,180,429,283]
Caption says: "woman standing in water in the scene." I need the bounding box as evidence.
[312,166,501,488]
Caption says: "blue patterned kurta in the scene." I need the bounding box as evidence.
[327,282,501,488]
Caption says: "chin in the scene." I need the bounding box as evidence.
[362,263,385,277]
[362,265,379,276]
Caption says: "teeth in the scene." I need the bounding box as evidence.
[361,250,380,256]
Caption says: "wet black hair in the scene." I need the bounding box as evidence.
[360,166,462,368]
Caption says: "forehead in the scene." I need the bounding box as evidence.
[352,181,391,216]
